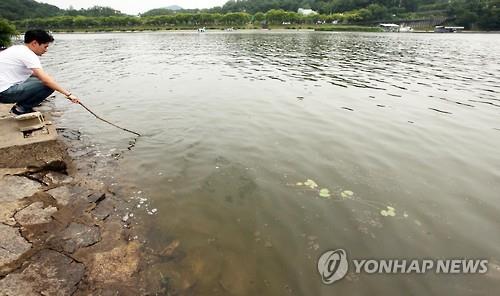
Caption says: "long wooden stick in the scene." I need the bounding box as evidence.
[78,102,141,137]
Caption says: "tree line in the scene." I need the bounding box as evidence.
[9,10,389,31]
[0,18,16,47]
[141,0,498,30]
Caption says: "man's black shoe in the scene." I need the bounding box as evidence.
[10,105,35,116]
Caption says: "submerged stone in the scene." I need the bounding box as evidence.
[88,241,140,284]
[161,240,180,258]
[61,222,101,253]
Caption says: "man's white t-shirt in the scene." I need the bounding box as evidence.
[0,45,42,93]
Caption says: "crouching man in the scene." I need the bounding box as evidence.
[0,29,80,115]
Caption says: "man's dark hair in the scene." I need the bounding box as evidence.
[24,29,54,44]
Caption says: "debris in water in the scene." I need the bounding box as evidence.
[380,206,396,217]
[161,240,180,257]
[341,190,354,199]
[303,179,318,189]
[319,188,330,198]
[292,178,406,222]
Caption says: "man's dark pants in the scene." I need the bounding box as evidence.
[0,77,53,110]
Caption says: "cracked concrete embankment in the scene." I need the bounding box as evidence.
[0,140,147,295]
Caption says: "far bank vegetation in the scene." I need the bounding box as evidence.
[2,0,499,32]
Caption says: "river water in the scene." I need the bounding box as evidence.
[46,31,499,295]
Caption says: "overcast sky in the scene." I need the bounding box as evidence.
[38,0,229,15]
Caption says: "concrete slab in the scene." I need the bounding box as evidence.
[0,104,57,149]
[0,104,68,168]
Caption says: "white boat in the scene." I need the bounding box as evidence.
[434,26,464,33]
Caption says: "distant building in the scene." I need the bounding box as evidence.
[298,8,318,16]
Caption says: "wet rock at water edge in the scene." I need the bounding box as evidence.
[14,201,58,226]
[46,185,88,206]
[92,197,115,221]
[0,250,84,296]
[60,222,101,253]
[87,241,141,284]
[56,128,81,140]
[86,192,106,204]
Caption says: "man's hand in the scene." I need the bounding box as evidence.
[67,94,80,104]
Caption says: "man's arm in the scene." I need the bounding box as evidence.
[31,68,80,103]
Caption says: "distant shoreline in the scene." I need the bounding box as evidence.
[9,23,498,35]
[43,27,500,34]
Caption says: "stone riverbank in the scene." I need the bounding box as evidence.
[0,105,149,295]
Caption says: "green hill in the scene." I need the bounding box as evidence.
[0,0,61,20]
[0,1,124,20]
[219,0,451,14]
[2,0,498,30]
